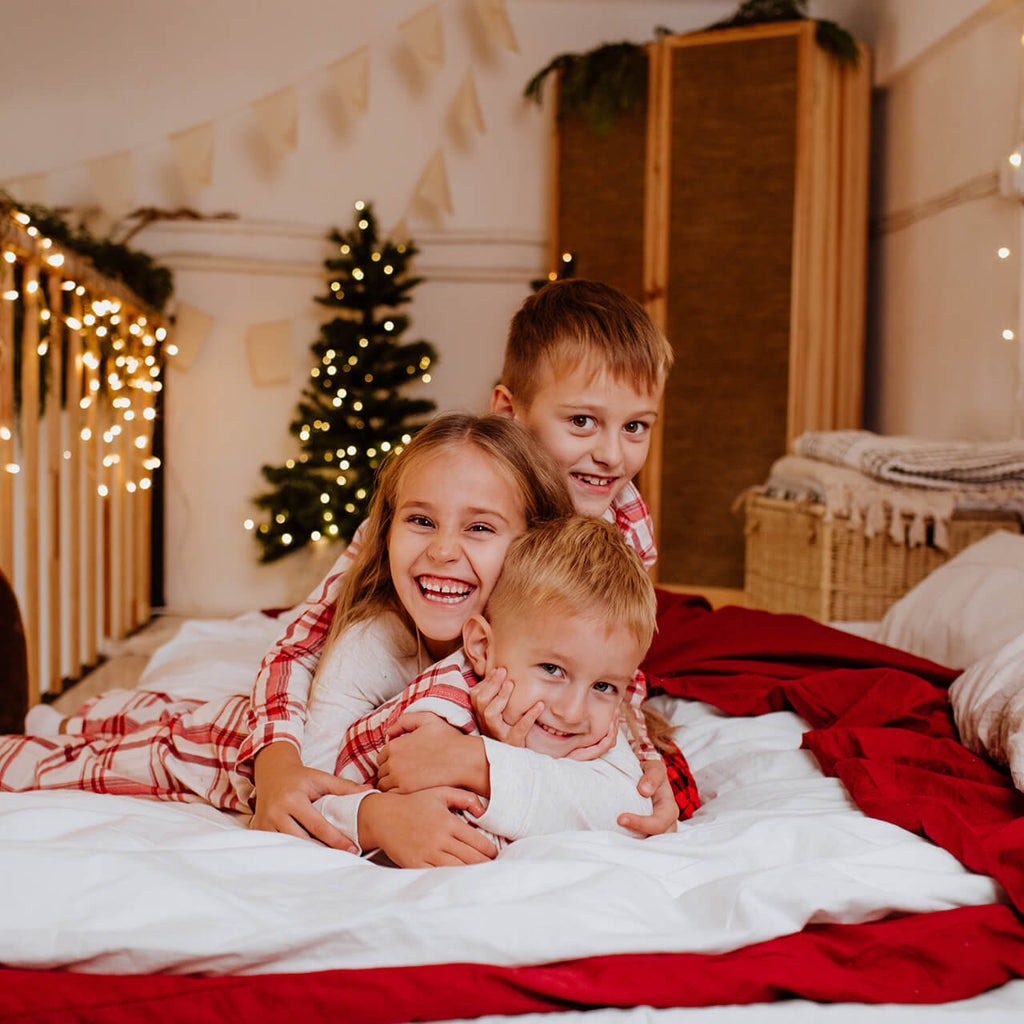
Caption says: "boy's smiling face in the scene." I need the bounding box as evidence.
[463,607,642,759]
[493,359,663,518]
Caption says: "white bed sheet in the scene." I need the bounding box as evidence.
[0,614,1005,980]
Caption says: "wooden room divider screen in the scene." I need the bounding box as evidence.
[553,21,870,589]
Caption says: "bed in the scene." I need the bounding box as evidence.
[4,539,1024,1023]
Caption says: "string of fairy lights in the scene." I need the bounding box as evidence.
[0,205,174,496]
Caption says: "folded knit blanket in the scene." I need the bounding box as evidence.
[760,455,958,548]
[793,430,1024,487]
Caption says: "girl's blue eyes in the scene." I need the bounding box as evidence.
[592,681,617,694]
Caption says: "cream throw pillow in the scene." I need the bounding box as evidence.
[873,530,1024,669]
[950,630,1024,791]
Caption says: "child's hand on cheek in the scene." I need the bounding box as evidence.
[566,715,619,762]
[470,667,544,746]
[357,789,497,868]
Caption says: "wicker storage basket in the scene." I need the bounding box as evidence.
[743,494,1022,622]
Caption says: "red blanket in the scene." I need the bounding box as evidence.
[5,593,1024,1023]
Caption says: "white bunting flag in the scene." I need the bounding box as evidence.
[169,121,215,191]
[169,302,215,372]
[414,149,452,215]
[451,71,485,135]
[1,172,49,206]
[472,0,519,53]
[246,320,295,386]
[329,46,370,114]
[388,217,412,248]
[400,4,445,75]
[252,87,298,159]
[87,151,136,221]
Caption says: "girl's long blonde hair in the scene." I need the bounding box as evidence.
[324,412,574,650]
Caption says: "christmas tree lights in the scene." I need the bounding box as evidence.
[252,201,437,562]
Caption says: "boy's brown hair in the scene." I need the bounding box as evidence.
[486,515,656,651]
[501,279,674,407]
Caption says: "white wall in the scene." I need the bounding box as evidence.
[865,0,1024,440]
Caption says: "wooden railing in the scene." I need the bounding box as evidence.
[0,209,168,706]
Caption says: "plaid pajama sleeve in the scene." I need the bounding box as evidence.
[334,654,477,780]
[237,521,367,767]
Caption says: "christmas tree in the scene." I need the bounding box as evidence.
[253,201,437,563]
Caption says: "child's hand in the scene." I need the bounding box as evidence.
[357,788,498,868]
[616,758,678,836]
[470,667,544,746]
[566,715,619,762]
[250,740,369,851]
[379,712,489,795]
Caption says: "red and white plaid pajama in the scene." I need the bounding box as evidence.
[0,690,254,811]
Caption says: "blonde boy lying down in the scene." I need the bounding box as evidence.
[312,515,662,861]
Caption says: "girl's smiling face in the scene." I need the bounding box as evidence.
[388,443,527,660]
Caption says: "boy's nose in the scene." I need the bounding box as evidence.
[551,686,587,725]
[592,430,623,469]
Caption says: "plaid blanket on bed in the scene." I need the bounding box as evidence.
[794,430,1024,488]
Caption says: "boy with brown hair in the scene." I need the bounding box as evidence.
[245,279,692,848]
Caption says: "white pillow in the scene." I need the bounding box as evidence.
[950,629,1024,791]
[874,530,1024,669]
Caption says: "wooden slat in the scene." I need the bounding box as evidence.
[788,23,815,445]
[835,44,871,427]
[44,272,63,691]
[20,261,41,704]
[78,292,100,668]
[64,287,83,679]
[0,257,14,578]
[639,36,672,578]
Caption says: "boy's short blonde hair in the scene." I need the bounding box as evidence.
[487,515,657,651]
[502,279,674,407]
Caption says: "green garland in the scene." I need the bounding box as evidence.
[0,190,173,312]
[524,0,858,136]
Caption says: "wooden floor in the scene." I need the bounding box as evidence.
[657,584,746,609]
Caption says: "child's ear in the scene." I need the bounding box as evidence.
[490,384,516,419]
[462,614,493,676]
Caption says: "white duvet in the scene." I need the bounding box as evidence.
[0,614,1005,977]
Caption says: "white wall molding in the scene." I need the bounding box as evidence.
[138,218,547,285]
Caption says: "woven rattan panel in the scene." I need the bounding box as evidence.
[658,34,799,587]
[555,72,648,303]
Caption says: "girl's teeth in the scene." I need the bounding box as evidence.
[419,578,472,601]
